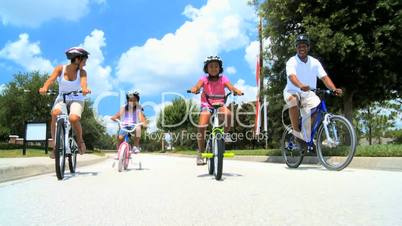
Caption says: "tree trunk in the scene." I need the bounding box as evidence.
[343,90,354,122]
[368,107,372,145]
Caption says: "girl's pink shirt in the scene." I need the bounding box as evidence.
[199,74,229,108]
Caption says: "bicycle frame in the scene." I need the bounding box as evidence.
[56,91,82,155]
[199,92,235,158]
[115,120,143,152]
[283,89,339,151]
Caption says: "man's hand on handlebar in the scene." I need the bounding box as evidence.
[300,85,310,92]
[333,88,343,96]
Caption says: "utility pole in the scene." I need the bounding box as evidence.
[258,15,268,149]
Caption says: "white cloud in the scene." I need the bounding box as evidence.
[0,83,6,95]
[0,33,53,72]
[244,38,272,73]
[0,0,105,27]
[99,115,118,135]
[143,101,173,132]
[182,5,200,20]
[245,41,259,72]
[226,66,237,75]
[116,0,257,96]
[233,79,257,104]
[79,29,113,96]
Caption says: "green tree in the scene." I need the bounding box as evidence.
[260,0,402,120]
[356,100,401,144]
[0,72,114,150]
[157,98,200,149]
[0,72,53,139]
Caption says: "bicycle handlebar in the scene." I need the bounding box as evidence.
[311,88,336,96]
[114,119,143,133]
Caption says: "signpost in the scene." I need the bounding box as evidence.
[23,121,48,155]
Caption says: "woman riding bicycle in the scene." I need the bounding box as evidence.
[39,47,91,158]
[111,91,147,153]
[189,56,243,165]
[284,34,342,141]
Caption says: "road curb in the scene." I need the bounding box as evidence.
[0,155,108,183]
[155,153,402,171]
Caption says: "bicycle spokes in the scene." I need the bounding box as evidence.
[317,115,356,170]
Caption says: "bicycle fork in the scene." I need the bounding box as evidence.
[322,114,339,147]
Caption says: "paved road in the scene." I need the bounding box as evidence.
[0,154,401,226]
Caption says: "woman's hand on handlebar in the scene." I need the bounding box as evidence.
[82,88,91,96]
[39,87,48,95]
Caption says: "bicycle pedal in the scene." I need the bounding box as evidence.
[201,153,213,158]
[223,152,235,157]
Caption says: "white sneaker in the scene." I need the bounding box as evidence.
[196,155,205,165]
[132,146,140,154]
[223,133,233,143]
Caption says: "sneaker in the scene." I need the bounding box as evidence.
[132,146,140,154]
[196,155,205,165]
[223,133,233,143]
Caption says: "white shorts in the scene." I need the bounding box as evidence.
[52,100,85,117]
[283,90,320,111]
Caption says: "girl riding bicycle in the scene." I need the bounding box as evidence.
[189,56,243,165]
[39,47,91,158]
[111,91,147,153]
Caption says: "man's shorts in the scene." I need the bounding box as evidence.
[283,90,320,111]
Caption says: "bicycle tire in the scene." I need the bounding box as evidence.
[123,146,130,170]
[213,137,224,180]
[55,118,66,180]
[68,138,78,173]
[316,115,357,171]
[118,142,128,172]
[281,128,304,168]
[206,139,214,175]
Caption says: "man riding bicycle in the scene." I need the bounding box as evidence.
[284,34,342,141]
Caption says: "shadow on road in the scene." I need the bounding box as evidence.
[197,172,243,179]
[62,171,99,180]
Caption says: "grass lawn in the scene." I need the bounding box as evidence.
[168,144,402,157]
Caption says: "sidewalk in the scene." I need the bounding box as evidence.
[0,154,108,183]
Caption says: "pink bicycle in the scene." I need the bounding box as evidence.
[114,119,143,172]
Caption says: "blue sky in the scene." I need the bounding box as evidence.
[0,0,261,132]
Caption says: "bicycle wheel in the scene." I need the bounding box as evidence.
[213,137,224,180]
[123,147,130,170]
[281,128,304,168]
[55,118,66,180]
[68,138,78,173]
[206,139,214,175]
[118,142,128,172]
[317,115,357,171]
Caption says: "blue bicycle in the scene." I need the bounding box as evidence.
[281,89,357,170]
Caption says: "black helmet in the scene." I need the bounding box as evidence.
[126,90,140,101]
[203,55,223,74]
[65,47,90,60]
[295,34,310,47]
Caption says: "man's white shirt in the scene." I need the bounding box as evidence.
[284,54,327,93]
